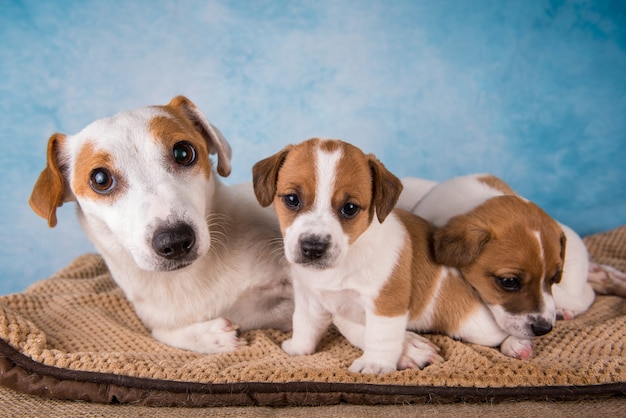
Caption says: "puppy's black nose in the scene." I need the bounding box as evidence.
[300,238,329,261]
[531,319,553,336]
[152,224,196,260]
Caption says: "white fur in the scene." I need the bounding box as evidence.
[34,99,293,354]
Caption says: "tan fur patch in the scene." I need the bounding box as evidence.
[272,139,320,235]
[477,174,516,195]
[402,211,481,330]
[331,142,375,244]
[398,210,482,333]
[373,231,413,317]
[149,114,212,179]
[72,142,126,201]
[428,269,482,334]
[451,196,564,314]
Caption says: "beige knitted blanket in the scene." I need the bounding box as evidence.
[0,227,625,406]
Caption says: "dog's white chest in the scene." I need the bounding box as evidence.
[318,288,365,323]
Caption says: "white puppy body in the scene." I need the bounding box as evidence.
[30,97,293,354]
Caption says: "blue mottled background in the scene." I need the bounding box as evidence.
[1,0,625,294]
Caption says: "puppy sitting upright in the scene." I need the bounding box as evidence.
[30,96,293,354]
[253,138,442,374]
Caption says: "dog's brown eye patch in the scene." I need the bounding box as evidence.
[173,141,196,166]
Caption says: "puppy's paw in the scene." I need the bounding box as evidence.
[281,338,316,356]
[588,262,626,297]
[397,332,443,370]
[500,336,533,359]
[556,308,575,321]
[349,355,396,375]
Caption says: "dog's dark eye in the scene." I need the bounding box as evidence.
[496,276,521,292]
[173,141,196,166]
[340,202,360,219]
[283,194,301,211]
[549,270,562,285]
[89,168,115,194]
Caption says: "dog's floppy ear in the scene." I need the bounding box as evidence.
[433,214,491,267]
[368,156,403,223]
[252,147,292,207]
[168,95,233,177]
[29,133,71,228]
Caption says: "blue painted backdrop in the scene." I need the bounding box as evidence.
[1,0,625,294]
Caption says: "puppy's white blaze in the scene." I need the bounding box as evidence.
[285,145,347,267]
[314,146,342,214]
[533,229,546,274]
[532,229,555,320]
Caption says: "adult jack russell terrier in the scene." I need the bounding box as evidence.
[395,174,626,358]
[253,138,444,374]
[30,96,293,354]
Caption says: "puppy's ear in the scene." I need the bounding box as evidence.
[29,133,70,228]
[433,215,491,267]
[252,147,291,207]
[168,96,233,177]
[368,156,403,223]
[559,231,567,263]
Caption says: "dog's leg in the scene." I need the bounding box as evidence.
[282,281,332,356]
[151,318,245,354]
[348,312,408,374]
[334,316,442,370]
[500,336,533,359]
[397,332,443,370]
[588,262,626,297]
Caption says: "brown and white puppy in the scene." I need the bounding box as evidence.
[30,96,293,354]
[397,174,602,359]
[253,138,443,374]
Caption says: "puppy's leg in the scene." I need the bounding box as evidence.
[334,316,442,370]
[282,282,332,356]
[500,336,533,359]
[588,262,626,297]
[152,318,245,354]
[348,312,408,374]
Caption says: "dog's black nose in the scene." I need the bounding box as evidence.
[300,238,329,261]
[152,224,196,260]
[531,319,553,336]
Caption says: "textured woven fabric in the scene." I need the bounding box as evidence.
[0,227,624,406]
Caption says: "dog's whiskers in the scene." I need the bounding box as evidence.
[268,237,287,262]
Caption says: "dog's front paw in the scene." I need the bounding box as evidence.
[153,317,246,354]
[188,317,246,354]
[397,332,443,370]
[349,355,396,375]
[281,338,316,356]
[500,336,533,359]
[201,317,247,353]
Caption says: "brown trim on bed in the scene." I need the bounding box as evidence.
[1,338,624,407]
